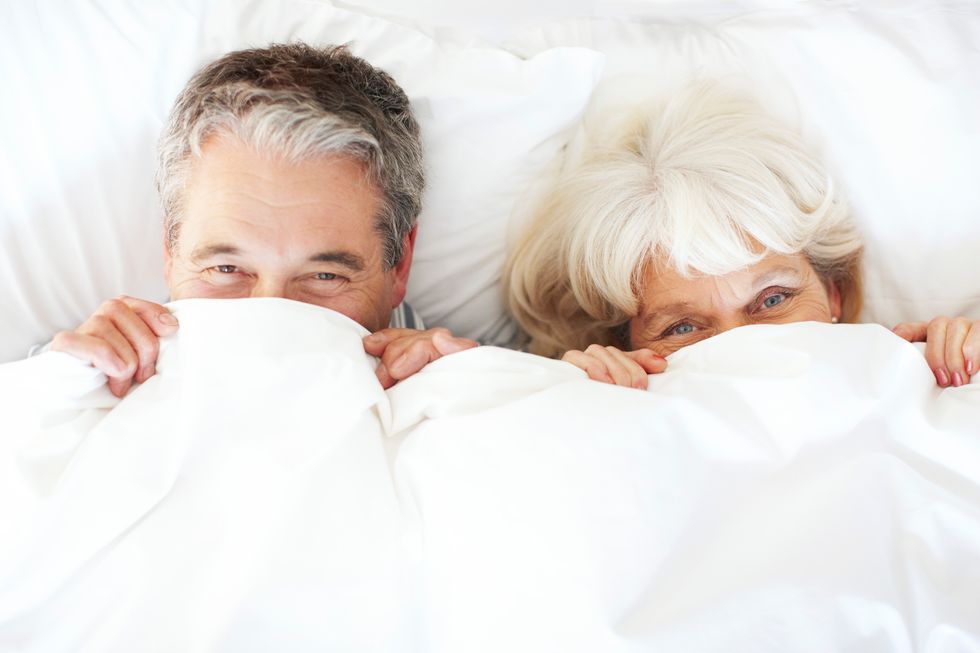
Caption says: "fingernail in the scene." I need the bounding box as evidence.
[936,368,949,386]
[953,372,963,387]
[158,313,178,326]
[968,360,974,375]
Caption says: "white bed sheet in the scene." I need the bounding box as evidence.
[1,299,979,651]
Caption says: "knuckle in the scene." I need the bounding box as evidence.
[88,315,113,332]
[50,330,73,350]
[101,298,126,314]
[585,344,604,355]
[409,339,433,356]
[584,361,605,376]
[431,327,451,337]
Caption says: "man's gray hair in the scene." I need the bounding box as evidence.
[157,43,424,268]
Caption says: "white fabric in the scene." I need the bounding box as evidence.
[3,1,979,362]
[0,0,601,361]
[2,299,979,651]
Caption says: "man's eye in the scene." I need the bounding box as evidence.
[314,272,339,281]
[214,265,238,274]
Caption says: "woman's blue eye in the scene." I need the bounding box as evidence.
[763,293,786,308]
[671,323,695,335]
[315,272,338,281]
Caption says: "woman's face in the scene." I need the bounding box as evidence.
[628,252,841,356]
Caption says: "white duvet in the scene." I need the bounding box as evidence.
[1,299,978,652]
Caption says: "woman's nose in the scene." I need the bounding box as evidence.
[717,316,750,334]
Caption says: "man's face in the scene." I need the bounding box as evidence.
[164,133,413,332]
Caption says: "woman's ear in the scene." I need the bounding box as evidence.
[827,281,843,322]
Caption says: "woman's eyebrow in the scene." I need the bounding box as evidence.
[640,302,696,329]
[751,266,804,291]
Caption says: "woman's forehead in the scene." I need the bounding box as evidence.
[642,252,815,306]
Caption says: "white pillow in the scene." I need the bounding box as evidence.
[505,6,980,329]
[0,0,602,362]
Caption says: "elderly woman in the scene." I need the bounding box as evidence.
[505,82,978,389]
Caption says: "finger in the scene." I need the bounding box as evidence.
[116,296,179,337]
[584,344,634,387]
[963,323,980,378]
[102,303,161,383]
[387,338,439,380]
[50,330,129,377]
[107,375,134,398]
[892,322,927,342]
[431,330,478,355]
[624,349,669,375]
[374,361,397,390]
[561,350,614,384]
[925,318,950,387]
[605,346,651,389]
[51,329,135,399]
[944,318,971,386]
[362,328,412,356]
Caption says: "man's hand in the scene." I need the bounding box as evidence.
[893,317,980,387]
[363,327,478,389]
[561,345,668,390]
[50,296,179,397]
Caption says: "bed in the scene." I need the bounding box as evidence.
[1,1,979,651]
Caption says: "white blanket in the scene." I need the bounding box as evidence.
[1,299,978,652]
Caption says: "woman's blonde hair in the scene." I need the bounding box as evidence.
[504,81,864,358]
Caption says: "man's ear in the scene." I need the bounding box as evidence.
[389,225,417,309]
[163,237,173,287]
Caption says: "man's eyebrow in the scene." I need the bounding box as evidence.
[309,251,365,271]
[191,244,242,259]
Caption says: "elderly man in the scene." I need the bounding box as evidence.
[46,43,475,396]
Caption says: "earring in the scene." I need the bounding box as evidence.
[831,316,839,324]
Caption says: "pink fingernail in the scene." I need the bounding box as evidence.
[953,372,963,387]
[936,369,949,386]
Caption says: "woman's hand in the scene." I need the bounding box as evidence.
[893,317,980,387]
[363,327,478,389]
[561,345,668,389]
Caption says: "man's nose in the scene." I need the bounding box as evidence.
[249,278,290,299]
